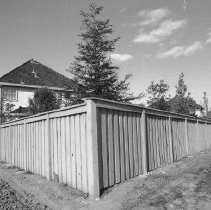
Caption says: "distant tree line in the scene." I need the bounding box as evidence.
[146,72,204,117]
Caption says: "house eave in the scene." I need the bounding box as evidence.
[0,82,72,92]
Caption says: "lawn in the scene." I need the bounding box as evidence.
[0,149,211,209]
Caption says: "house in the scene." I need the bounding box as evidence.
[168,95,203,117]
[207,110,211,119]
[0,59,74,120]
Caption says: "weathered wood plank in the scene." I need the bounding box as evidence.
[137,114,142,174]
[123,112,130,179]
[107,109,114,186]
[141,110,147,173]
[114,110,120,183]
[70,115,76,188]
[133,113,138,176]
[97,109,103,190]
[61,117,67,184]
[65,116,72,186]
[41,120,45,176]
[101,109,108,188]
[86,99,100,198]
[128,112,134,178]
[80,114,88,193]
[119,111,125,181]
[57,118,63,182]
[152,117,159,168]
[75,114,82,190]
[161,119,167,164]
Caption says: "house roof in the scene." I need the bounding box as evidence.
[168,95,202,110]
[0,59,74,89]
[11,106,29,114]
[208,111,211,119]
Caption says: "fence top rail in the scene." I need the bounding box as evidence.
[86,97,211,123]
[1,102,86,127]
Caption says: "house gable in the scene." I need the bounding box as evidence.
[0,59,74,113]
[0,59,74,89]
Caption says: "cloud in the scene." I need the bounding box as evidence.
[206,28,211,43]
[120,7,127,13]
[133,19,187,43]
[138,8,170,26]
[110,54,133,61]
[157,41,203,59]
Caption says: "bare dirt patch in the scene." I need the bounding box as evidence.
[85,150,211,210]
[0,164,88,209]
[1,150,211,209]
[0,177,48,209]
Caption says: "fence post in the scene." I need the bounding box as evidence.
[141,109,147,174]
[46,113,52,181]
[168,116,173,163]
[24,119,27,170]
[86,99,100,199]
[205,122,209,149]
[0,124,1,161]
[184,118,189,156]
[9,124,11,163]
[208,123,211,149]
[196,119,199,152]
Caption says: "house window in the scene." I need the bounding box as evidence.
[3,88,18,102]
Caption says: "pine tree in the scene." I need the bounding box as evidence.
[175,72,187,98]
[28,88,60,115]
[69,3,136,103]
[146,80,170,111]
[171,72,200,116]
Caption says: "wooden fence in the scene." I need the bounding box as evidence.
[0,98,211,199]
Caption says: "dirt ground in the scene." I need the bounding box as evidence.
[1,150,211,210]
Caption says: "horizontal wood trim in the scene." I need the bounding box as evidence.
[1,103,86,127]
[88,98,210,123]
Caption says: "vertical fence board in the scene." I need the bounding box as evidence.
[61,117,67,184]
[41,120,45,176]
[123,112,130,180]
[66,116,72,186]
[137,115,142,174]
[52,118,56,179]
[133,113,138,176]
[146,116,152,170]
[80,114,88,193]
[57,118,62,182]
[101,109,108,188]
[119,112,125,181]
[128,113,134,178]
[108,110,114,186]
[70,116,76,188]
[114,111,120,184]
[75,114,82,190]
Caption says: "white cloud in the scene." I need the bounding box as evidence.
[133,19,187,43]
[120,7,127,13]
[110,54,133,61]
[184,41,203,55]
[157,41,203,59]
[138,8,170,26]
[206,28,211,43]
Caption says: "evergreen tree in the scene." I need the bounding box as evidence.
[28,88,60,115]
[146,80,170,111]
[69,3,136,103]
[170,73,201,116]
[175,72,187,98]
[0,99,15,123]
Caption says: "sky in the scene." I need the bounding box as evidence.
[0,0,211,106]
